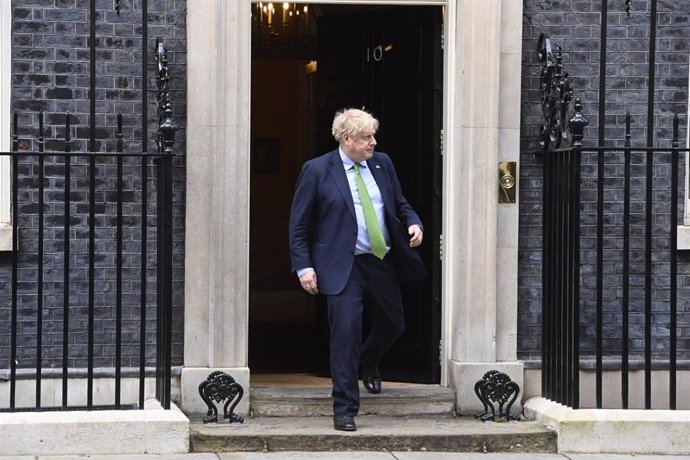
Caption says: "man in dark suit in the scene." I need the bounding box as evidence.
[289,108,426,431]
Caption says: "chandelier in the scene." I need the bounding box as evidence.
[251,3,315,58]
[252,3,310,38]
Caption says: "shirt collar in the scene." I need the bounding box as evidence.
[339,147,367,170]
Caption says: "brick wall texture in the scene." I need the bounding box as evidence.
[520,0,690,364]
[0,0,186,371]
[4,0,689,374]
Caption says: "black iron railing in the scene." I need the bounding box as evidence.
[537,100,587,409]
[536,116,688,410]
[531,0,689,410]
[154,39,177,410]
[0,40,176,412]
[1,119,173,412]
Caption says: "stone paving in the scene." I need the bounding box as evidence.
[190,415,556,453]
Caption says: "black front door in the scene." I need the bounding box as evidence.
[316,5,443,383]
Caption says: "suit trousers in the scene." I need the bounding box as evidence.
[326,253,405,416]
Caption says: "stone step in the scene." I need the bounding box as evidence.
[190,415,557,453]
[249,384,455,417]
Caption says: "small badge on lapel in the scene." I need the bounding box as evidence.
[376,165,381,168]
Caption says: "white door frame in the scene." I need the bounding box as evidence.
[182,0,522,414]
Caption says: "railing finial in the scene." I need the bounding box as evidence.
[156,40,178,155]
[569,98,589,147]
[537,33,576,150]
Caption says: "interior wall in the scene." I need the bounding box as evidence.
[250,59,309,293]
[249,59,321,372]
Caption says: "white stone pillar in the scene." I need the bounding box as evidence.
[182,0,252,416]
[446,0,524,414]
[496,0,523,364]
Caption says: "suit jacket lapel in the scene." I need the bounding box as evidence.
[367,154,395,215]
[328,149,356,221]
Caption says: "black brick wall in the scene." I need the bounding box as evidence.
[1,0,186,370]
[8,0,686,373]
[520,0,690,363]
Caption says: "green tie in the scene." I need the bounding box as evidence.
[354,163,387,260]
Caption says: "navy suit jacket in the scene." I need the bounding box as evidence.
[289,149,427,295]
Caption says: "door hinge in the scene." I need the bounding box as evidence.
[439,128,444,156]
[438,339,443,365]
[438,234,443,261]
[440,21,444,50]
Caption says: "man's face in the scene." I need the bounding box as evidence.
[342,131,377,163]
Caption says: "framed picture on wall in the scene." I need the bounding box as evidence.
[252,138,280,174]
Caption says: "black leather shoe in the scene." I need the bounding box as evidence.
[363,366,382,394]
[333,414,356,431]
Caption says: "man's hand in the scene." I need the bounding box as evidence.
[408,224,423,247]
[299,270,319,295]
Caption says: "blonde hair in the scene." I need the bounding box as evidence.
[331,108,379,142]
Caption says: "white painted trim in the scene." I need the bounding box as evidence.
[441,0,456,388]
[0,0,11,252]
[678,224,690,250]
[679,56,690,244]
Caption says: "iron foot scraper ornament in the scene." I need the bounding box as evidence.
[198,371,245,424]
[474,370,521,422]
